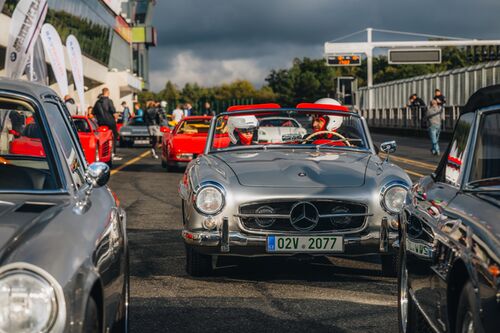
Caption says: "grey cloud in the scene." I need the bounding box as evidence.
[150,0,500,90]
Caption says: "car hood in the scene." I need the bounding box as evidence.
[171,134,207,153]
[214,149,370,188]
[0,198,64,258]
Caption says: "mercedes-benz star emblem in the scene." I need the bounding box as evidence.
[290,202,319,231]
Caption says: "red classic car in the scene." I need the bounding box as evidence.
[161,116,212,171]
[72,115,114,166]
[9,121,46,157]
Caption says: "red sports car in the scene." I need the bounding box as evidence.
[161,116,212,171]
[72,115,114,166]
[9,121,46,157]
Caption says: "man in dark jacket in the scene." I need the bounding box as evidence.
[93,87,121,160]
[407,93,427,128]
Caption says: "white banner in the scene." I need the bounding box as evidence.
[25,37,48,84]
[102,0,122,15]
[66,35,85,113]
[4,0,48,79]
[41,23,68,96]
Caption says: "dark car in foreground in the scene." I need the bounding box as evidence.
[398,85,500,333]
[0,79,128,333]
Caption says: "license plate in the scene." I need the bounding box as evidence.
[406,239,433,259]
[267,235,343,253]
[134,139,150,144]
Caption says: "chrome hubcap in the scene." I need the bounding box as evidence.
[461,311,474,333]
[399,255,408,333]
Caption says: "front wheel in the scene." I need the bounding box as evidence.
[185,245,213,277]
[398,239,420,333]
[381,252,398,277]
[456,281,482,333]
[82,297,100,333]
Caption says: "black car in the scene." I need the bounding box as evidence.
[0,79,128,333]
[398,85,500,333]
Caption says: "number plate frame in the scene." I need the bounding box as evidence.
[266,235,344,253]
[134,139,150,145]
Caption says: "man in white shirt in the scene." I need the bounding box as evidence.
[172,104,184,123]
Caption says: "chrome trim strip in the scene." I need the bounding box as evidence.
[235,212,372,219]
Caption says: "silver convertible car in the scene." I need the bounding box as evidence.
[0,79,128,333]
[179,102,411,276]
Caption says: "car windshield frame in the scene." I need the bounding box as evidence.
[0,91,65,194]
[463,108,500,192]
[204,108,371,154]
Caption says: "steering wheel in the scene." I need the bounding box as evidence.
[302,130,351,146]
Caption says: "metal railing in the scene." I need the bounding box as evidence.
[356,60,500,130]
[360,106,461,132]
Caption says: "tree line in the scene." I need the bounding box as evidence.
[140,46,480,111]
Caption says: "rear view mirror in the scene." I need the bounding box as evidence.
[98,126,109,133]
[160,126,170,133]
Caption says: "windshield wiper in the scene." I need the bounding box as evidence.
[464,177,500,191]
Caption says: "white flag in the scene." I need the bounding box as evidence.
[66,35,86,113]
[41,23,69,96]
[4,0,48,79]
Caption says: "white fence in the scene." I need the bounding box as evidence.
[356,60,500,131]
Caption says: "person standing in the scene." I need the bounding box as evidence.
[121,101,133,126]
[184,103,194,117]
[407,93,427,128]
[145,101,160,159]
[201,102,214,116]
[133,102,144,123]
[426,98,443,155]
[172,104,184,124]
[93,87,121,160]
[433,89,446,108]
[64,95,78,115]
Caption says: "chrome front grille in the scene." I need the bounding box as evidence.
[238,200,370,233]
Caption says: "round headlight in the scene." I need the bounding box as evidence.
[382,185,408,214]
[0,271,57,333]
[195,186,224,215]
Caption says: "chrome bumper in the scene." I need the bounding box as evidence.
[182,226,398,256]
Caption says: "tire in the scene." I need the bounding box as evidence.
[113,252,130,333]
[107,157,113,169]
[161,158,167,168]
[185,244,212,277]
[398,238,420,333]
[456,281,482,333]
[82,297,100,333]
[381,252,398,277]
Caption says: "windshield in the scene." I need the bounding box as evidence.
[468,111,500,189]
[209,110,368,151]
[176,118,211,134]
[0,98,58,191]
[73,118,91,133]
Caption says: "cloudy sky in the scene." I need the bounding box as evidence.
[149,0,500,91]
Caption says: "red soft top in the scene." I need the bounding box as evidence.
[296,103,350,112]
[227,103,281,112]
[182,115,213,120]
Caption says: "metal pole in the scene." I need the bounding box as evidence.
[367,28,374,111]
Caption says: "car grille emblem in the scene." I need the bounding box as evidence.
[289,202,319,231]
[298,172,306,177]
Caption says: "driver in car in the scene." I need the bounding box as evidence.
[307,98,346,146]
[228,115,259,146]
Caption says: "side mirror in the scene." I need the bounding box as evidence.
[380,141,397,162]
[160,126,170,133]
[74,162,110,214]
[87,162,110,188]
[98,126,109,133]
[380,141,397,154]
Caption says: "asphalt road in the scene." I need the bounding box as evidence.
[108,133,447,333]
